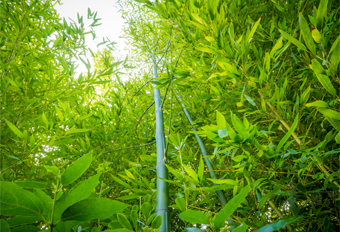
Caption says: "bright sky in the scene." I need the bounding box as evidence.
[55,0,126,73]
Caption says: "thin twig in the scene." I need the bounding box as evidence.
[135,101,155,129]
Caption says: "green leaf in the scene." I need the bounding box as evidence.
[5,119,23,139]
[258,186,281,209]
[141,202,152,218]
[318,108,340,120]
[65,128,92,135]
[11,225,40,232]
[55,105,64,121]
[244,94,256,106]
[118,213,133,230]
[207,178,238,185]
[6,215,41,227]
[279,29,306,51]
[270,36,283,58]
[110,174,132,188]
[61,151,93,186]
[316,0,328,30]
[214,185,251,229]
[44,165,59,175]
[0,181,43,216]
[183,165,198,182]
[61,198,130,221]
[42,113,49,128]
[330,35,340,71]
[54,173,101,221]
[299,13,316,54]
[15,181,49,189]
[247,17,261,41]
[0,219,10,232]
[234,223,248,232]
[277,114,299,150]
[179,210,209,224]
[195,47,216,54]
[254,217,301,232]
[216,110,227,129]
[151,215,162,229]
[305,101,329,108]
[186,228,205,232]
[176,198,186,212]
[310,59,336,96]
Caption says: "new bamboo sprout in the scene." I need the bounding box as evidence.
[153,52,170,232]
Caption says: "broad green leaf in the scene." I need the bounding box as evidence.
[247,17,261,41]
[232,155,247,162]
[11,225,40,232]
[0,181,43,216]
[179,210,209,224]
[335,132,340,144]
[118,213,133,230]
[312,28,322,43]
[61,198,130,221]
[42,113,49,128]
[299,13,316,54]
[316,0,328,30]
[279,29,306,51]
[207,178,238,185]
[15,181,49,189]
[216,110,227,129]
[214,185,251,229]
[61,151,93,185]
[6,215,41,227]
[310,59,336,95]
[258,186,281,209]
[141,202,152,218]
[5,119,23,139]
[33,189,52,214]
[176,198,186,212]
[0,219,10,232]
[54,173,101,221]
[330,35,340,71]
[125,169,135,179]
[254,217,301,232]
[318,108,340,120]
[305,101,328,108]
[277,114,299,150]
[44,165,59,175]
[151,215,162,229]
[234,223,248,232]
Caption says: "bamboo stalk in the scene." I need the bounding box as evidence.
[177,93,237,230]
[153,52,170,232]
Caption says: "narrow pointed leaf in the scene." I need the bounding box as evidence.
[277,114,299,150]
[5,119,23,139]
[179,210,209,224]
[279,29,306,51]
[254,217,301,232]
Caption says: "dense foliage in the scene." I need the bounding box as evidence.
[1,0,339,232]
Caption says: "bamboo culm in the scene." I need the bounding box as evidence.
[153,52,170,232]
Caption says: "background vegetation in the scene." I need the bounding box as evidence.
[0,0,339,232]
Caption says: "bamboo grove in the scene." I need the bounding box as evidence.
[0,0,339,232]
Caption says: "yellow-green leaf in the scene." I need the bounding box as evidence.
[5,119,23,139]
[279,29,306,51]
[299,13,316,54]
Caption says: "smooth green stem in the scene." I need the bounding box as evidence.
[177,93,236,230]
[153,51,170,232]
[50,178,60,232]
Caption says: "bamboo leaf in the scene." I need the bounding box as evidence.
[305,101,328,108]
[118,213,133,230]
[207,178,238,185]
[254,217,301,232]
[317,108,340,120]
[5,119,23,139]
[310,59,336,95]
[198,155,204,182]
[299,13,316,54]
[279,29,306,51]
[247,17,261,41]
[214,185,251,229]
[216,110,227,129]
[234,223,248,232]
[258,186,281,209]
[277,114,299,150]
[179,210,209,224]
[316,0,328,30]
[183,165,198,182]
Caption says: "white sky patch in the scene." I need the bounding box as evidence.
[55,0,126,74]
